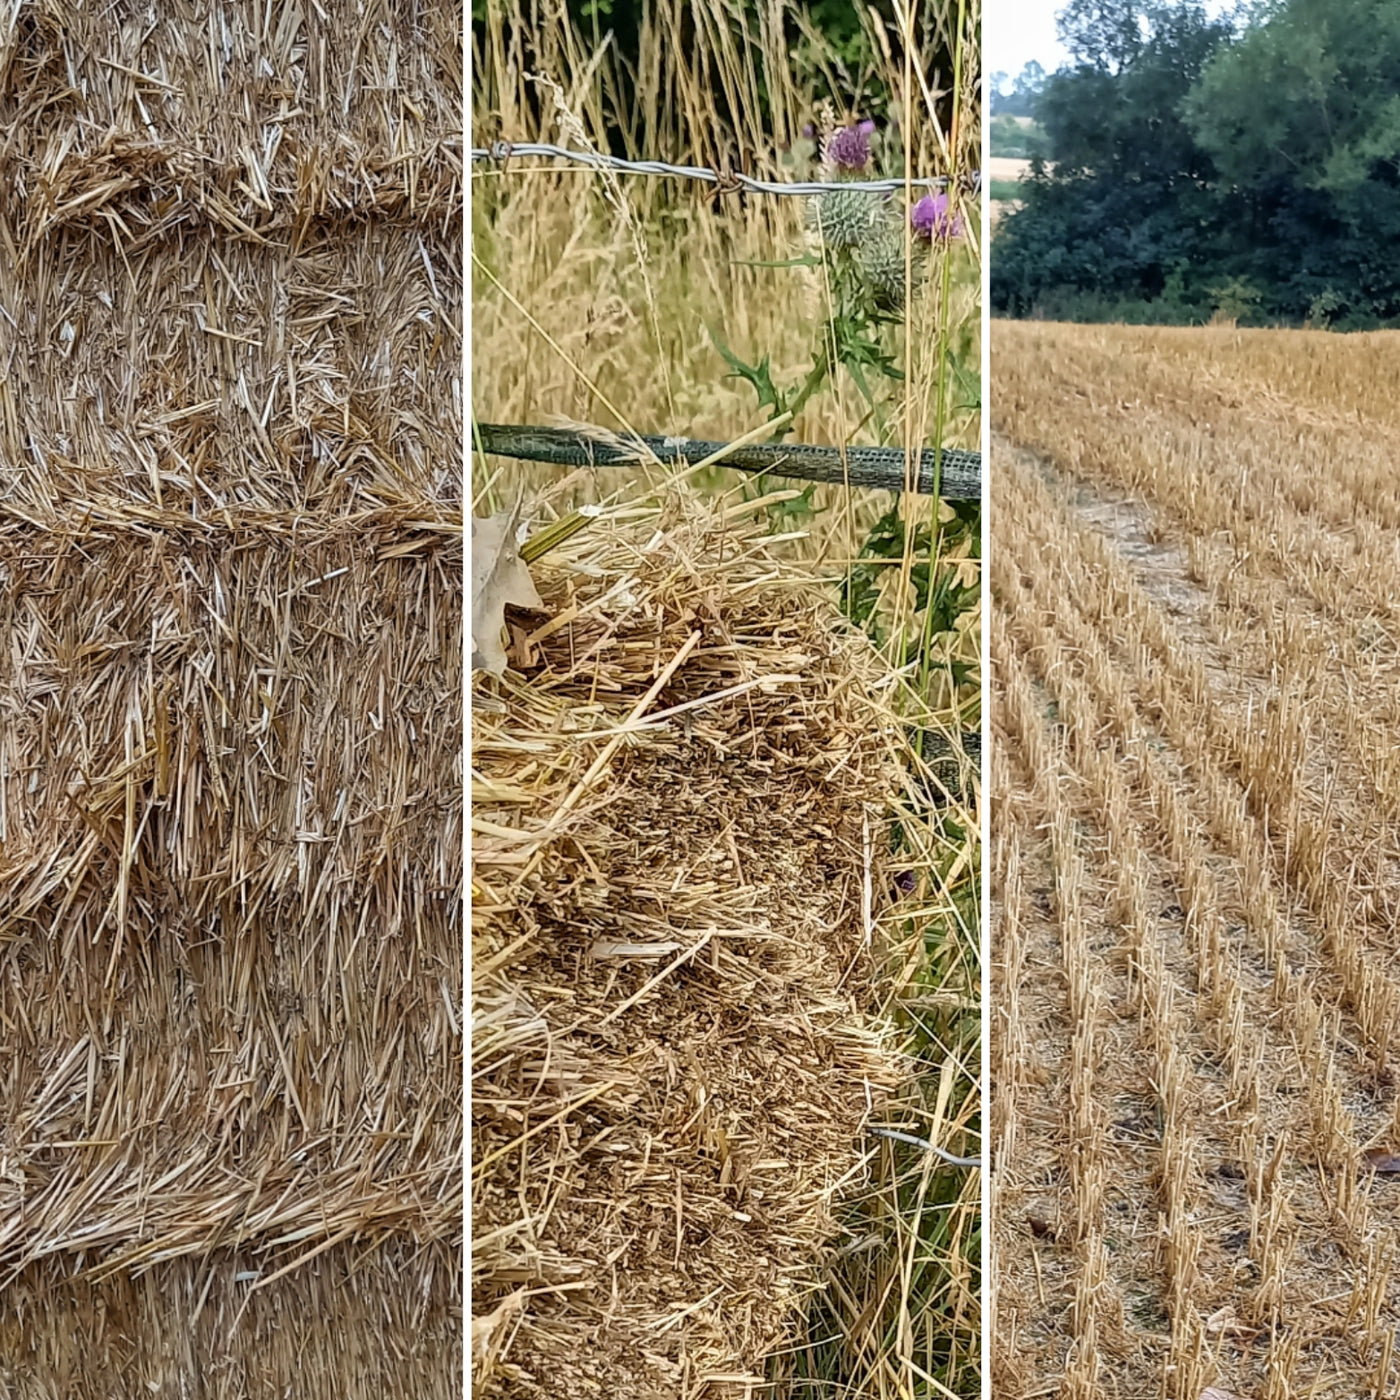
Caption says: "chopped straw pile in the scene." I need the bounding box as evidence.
[0,2,462,1395]
[472,495,909,1398]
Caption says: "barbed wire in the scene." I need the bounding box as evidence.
[470,141,980,196]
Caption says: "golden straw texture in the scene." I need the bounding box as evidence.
[472,498,906,1398]
[0,2,463,1393]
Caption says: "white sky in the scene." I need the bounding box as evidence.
[987,0,1070,87]
[987,0,1235,89]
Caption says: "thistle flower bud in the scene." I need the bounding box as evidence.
[911,192,964,242]
[825,122,874,173]
[806,186,882,248]
[854,227,909,310]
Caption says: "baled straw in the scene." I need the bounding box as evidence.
[472,493,909,1398]
[0,0,461,520]
[1,1241,459,1397]
[0,1,463,1389]
[1,520,461,1277]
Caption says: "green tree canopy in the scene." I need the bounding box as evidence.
[992,0,1400,326]
[991,61,1048,117]
[1185,0,1400,212]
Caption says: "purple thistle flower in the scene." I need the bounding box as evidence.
[911,191,964,242]
[826,123,872,173]
[802,122,815,139]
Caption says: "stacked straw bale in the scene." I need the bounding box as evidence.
[472,498,906,1398]
[0,3,462,1394]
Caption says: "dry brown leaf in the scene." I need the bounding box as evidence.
[1204,1307,1261,1340]
[472,1289,527,1363]
[472,509,543,674]
[1199,1388,1242,1400]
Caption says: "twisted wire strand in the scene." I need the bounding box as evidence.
[868,1127,983,1168]
[474,423,980,500]
[471,141,980,197]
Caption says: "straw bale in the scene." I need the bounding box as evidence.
[0,0,462,519]
[0,0,461,241]
[0,516,462,1276]
[0,0,463,1387]
[1,1241,459,1399]
[471,499,907,1398]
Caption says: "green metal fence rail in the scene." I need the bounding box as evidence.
[474,422,981,500]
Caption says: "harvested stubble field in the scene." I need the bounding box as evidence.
[990,321,1400,1400]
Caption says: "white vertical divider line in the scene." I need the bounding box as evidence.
[462,26,472,1400]
[979,18,993,1396]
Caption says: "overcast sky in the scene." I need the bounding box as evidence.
[987,0,1070,86]
[987,0,1235,89]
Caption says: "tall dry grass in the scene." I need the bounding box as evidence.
[470,0,980,522]
[471,2,982,1395]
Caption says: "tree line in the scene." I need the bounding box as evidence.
[992,0,1400,328]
